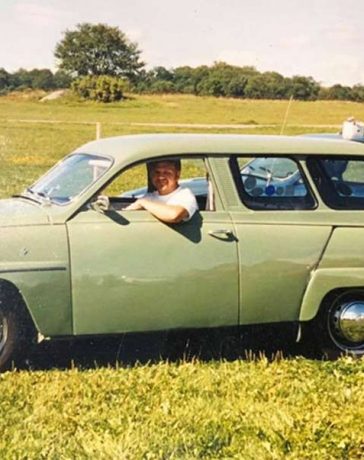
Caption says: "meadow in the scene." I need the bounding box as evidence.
[2,92,364,198]
[1,93,364,459]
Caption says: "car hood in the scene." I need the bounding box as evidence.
[0,198,50,227]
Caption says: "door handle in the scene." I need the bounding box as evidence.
[208,229,234,239]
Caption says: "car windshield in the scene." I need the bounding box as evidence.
[28,153,112,204]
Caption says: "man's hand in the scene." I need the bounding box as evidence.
[91,195,110,212]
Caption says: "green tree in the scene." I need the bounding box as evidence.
[53,70,72,88]
[55,23,145,81]
[152,66,174,81]
[352,84,364,102]
[28,69,55,90]
[325,84,353,101]
[174,65,209,94]
[260,72,289,99]
[197,62,257,98]
[143,66,176,93]
[244,75,269,99]
[150,80,176,93]
[0,68,10,92]
[287,76,320,100]
[11,68,33,89]
[197,75,225,96]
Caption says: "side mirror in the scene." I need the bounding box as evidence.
[91,195,110,213]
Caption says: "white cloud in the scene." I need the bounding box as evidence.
[319,25,362,44]
[319,55,364,86]
[278,34,311,48]
[125,28,144,43]
[13,2,70,27]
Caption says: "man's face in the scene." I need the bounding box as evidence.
[150,161,180,195]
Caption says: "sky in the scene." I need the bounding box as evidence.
[0,0,364,87]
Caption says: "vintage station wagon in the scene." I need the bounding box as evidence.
[1,131,364,369]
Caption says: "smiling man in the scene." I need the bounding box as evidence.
[125,159,198,223]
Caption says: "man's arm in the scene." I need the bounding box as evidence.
[125,198,189,223]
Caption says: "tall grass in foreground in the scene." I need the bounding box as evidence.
[0,358,363,459]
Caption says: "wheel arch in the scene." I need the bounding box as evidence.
[299,268,364,322]
[0,267,72,337]
[0,279,38,334]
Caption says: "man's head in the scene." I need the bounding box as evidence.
[149,160,181,195]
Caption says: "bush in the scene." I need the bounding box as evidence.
[71,75,128,102]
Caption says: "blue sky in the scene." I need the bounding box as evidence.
[1,0,363,86]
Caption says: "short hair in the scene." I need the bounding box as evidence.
[149,159,181,172]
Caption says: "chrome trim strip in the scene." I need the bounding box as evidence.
[0,267,67,274]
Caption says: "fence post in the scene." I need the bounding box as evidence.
[96,122,101,139]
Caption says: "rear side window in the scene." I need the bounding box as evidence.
[307,157,364,209]
[232,156,316,210]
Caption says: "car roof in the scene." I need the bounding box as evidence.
[73,133,364,166]
[301,133,364,143]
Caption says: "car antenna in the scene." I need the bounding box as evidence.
[280,95,294,135]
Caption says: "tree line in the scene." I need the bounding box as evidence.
[136,63,364,101]
[1,22,363,102]
[0,68,71,94]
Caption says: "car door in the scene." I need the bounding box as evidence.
[66,157,239,335]
[225,156,333,325]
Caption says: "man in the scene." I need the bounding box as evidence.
[126,159,198,223]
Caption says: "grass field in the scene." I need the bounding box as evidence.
[1,93,364,459]
[1,357,363,459]
[2,92,364,198]
[2,93,364,195]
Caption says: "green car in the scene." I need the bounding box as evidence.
[1,132,364,369]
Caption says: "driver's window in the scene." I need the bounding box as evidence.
[103,164,146,197]
[102,157,212,211]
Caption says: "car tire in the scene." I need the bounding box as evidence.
[314,290,364,359]
[0,302,30,371]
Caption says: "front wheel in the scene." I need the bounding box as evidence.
[0,304,27,371]
[314,290,364,358]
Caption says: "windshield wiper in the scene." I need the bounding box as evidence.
[13,191,42,204]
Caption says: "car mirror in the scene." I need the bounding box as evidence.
[91,195,110,213]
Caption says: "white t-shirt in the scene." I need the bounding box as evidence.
[144,186,198,221]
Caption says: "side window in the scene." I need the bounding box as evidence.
[102,157,213,211]
[307,157,364,209]
[233,156,316,210]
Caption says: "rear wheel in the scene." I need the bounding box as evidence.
[315,290,364,358]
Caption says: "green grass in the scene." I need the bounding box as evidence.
[2,92,364,125]
[0,358,363,459]
[2,93,364,198]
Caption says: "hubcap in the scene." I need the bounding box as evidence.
[330,300,364,346]
[0,311,9,354]
[328,293,364,348]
